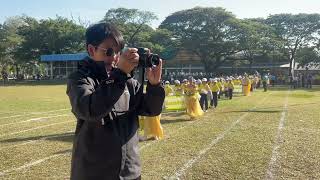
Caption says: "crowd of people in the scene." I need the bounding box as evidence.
[138,72,272,141]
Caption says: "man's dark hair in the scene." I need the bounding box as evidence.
[85,22,125,51]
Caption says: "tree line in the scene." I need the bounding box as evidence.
[1,7,320,78]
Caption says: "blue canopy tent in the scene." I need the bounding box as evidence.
[40,53,88,79]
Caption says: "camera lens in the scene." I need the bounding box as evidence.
[148,54,160,67]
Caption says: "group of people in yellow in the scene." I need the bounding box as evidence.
[139,74,261,141]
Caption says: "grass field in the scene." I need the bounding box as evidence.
[0,83,319,179]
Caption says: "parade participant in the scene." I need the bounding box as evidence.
[242,74,251,96]
[227,78,235,99]
[223,78,229,98]
[184,76,204,120]
[209,78,220,108]
[199,78,210,112]
[143,115,164,140]
[174,80,184,96]
[164,81,174,96]
[262,74,269,92]
[306,74,313,88]
[217,78,223,99]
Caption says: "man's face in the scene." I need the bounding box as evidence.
[87,38,121,66]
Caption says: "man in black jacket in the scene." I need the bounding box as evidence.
[66,22,165,180]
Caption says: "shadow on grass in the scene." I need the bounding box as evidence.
[0,132,74,144]
[162,111,185,117]
[161,118,190,124]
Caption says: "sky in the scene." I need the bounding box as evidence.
[1,0,320,28]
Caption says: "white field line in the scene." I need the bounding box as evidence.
[0,92,270,177]
[169,94,270,179]
[0,152,71,177]
[0,108,70,120]
[0,131,74,151]
[0,114,72,127]
[0,113,193,176]
[265,91,289,180]
[0,119,74,138]
[141,93,271,152]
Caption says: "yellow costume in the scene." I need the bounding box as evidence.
[165,84,174,96]
[174,84,184,96]
[184,83,204,119]
[242,77,251,96]
[143,115,164,140]
[210,83,220,92]
[138,116,145,131]
[199,83,211,94]
[227,81,235,90]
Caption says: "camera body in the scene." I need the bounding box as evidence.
[137,47,160,68]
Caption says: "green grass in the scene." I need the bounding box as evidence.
[0,84,319,179]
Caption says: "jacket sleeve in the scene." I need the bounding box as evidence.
[66,69,129,122]
[137,81,165,116]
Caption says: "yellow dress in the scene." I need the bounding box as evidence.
[138,116,145,131]
[143,115,164,140]
[174,84,184,96]
[243,77,251,96]
[165,84,174,96]
[184,84,204,119]
[164,85,174,110]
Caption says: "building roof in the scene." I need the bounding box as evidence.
[40,53,88,62]
[280,63,320,71]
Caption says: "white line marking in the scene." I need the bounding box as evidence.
[0,131,74,151]
[0,108,70,120]
[265,91,289,180]
[0,114,72,127]
[0,152,71,177]
[0,119,74,138]
[169,94,270,179]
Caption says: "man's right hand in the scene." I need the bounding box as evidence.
[117,48,139,74]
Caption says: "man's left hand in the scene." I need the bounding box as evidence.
[146,59,162,85]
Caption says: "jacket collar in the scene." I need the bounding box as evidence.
[80,56,109,80]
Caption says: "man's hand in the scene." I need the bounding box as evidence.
[146,59,162,85]
[117,48,139,74]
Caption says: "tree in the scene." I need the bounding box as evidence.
[0,24,7,69]
[295,47,320,68]
[160,7,243,72]
[147,28,178,60]
[0,16,27,76]
[14,16,86,65]
[236,19,281,70]
[266,13,320,75]
[103,8,158,46]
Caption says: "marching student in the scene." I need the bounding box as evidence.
[226,78,235,99]
[184,76,204,120]
[209,78,220,108]
[199,78,211,112]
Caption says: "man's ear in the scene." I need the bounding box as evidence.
[87,44,96,57]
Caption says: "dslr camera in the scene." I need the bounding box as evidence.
[137,47,160,68]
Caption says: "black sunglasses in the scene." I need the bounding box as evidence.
[96,47,117,56]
